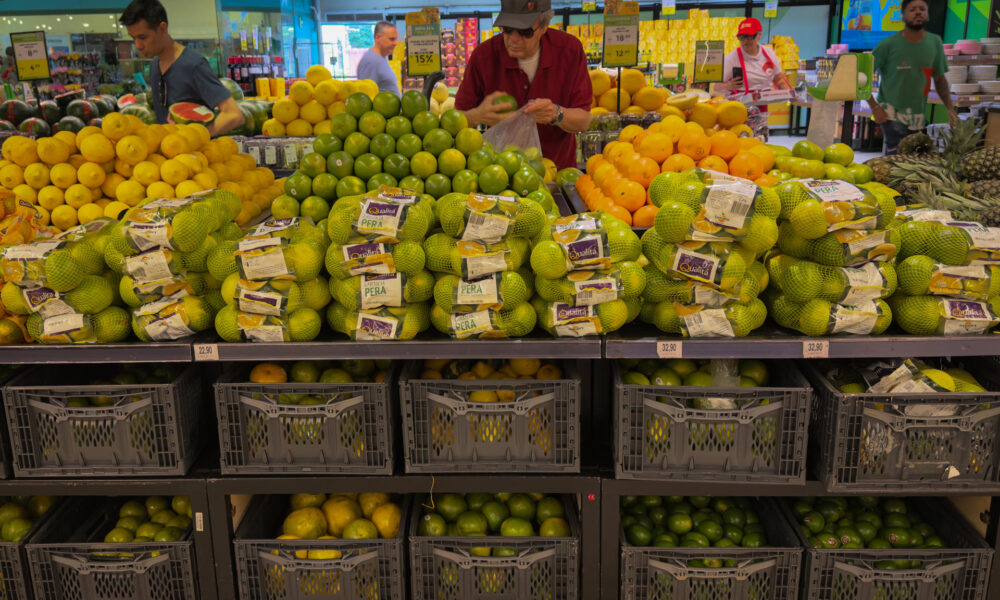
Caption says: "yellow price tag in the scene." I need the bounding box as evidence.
[602,0,639,68]
[406,9,442,77]
[662,0,676,16]
[694,40,724,83]
[764,1,778,18]
[11,31,50,81]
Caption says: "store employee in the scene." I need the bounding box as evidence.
[119,0,244,136]
[455,0,593,169]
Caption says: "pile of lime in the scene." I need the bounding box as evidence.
[103,495,192,543]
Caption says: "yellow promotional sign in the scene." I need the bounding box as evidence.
[694,40,724,83]
[764,1,778,18]
[602,0,639,68]
[662,0,676,16]
[406,8,442,77]
[10,31,50,81]
[582,0,596,11]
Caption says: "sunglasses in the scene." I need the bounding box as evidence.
[501,25,540,38]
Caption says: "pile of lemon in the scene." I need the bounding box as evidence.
[0,113,283,232]
[263,65,381,138]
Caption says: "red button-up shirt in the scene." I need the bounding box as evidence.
[456,29,593,169]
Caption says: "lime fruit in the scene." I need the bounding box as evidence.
[386,115,412,138]
[300,196,330,222]
[466,149,493,173]
[330,113,357,139]
[478,164,509,195]
[424,173,451,198]
[353,153,382,181]
[400,90,430,119]
[410,151,437,179]
[327,151,354,179]
[312,133,342,157]
[439,109,468,136]
[396,133,422,158]
[369,133,395,159]
[399,175,424,194]
[311,172,338,201]
[411,111,440,138]
[343,132,370,158]
[422,128,454,156]
[335,176,365,198]
[299,152,327,178]
[383,153,411,180]
[284,172,312,200]
[437,148,466,177]
[345,93,373,119]
[452,169,478,193]
[372,91,401,118]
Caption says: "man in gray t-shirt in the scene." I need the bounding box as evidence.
[120,0,244,136]
[357,21,400,96]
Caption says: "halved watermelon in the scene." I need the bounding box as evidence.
[55,116,86,133]
[66,99,99,123]
[220,77,244,102]
[19,117,51,137]
[54,89,85,110]
[117,93,138,109]
[38,100,61,125]
[168,102,215,124]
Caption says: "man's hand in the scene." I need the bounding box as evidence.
[948,107,959,127]
[523,98,560,125]
[871,104,889,124]
[465,91,515,127]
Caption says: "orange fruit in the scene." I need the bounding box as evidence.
[589,193,613,212]
[602,140,622,159]
[636,132,674,164]
[605,203,633,226]
[632,204,658,228]
[250,362,288,383]
[754,174,779,188]
[709,130,740,161]
[615,151,641,174]
[618,124,644,144]
[600,171,624,195]
[627,157,661,189]
[738,137,764,151]
[661,154,696,173]
[728,151,765,181]
[747,145,776,171]
[609,179,646,213]
[592,162,618,188]
[677,131,711,161]
[585,154,606,175]
[716,100,749,128]
[698,155,729,174]
[575,174,595,198]
[606,141,632,165]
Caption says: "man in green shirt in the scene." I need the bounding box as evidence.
[867,0,956,154]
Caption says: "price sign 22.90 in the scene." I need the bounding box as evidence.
[602,0,639,68]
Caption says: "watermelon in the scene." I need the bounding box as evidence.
[66,99,99,123]
[121,104,156,124]
[228,104,254,136]
[168,102,214,124]
[136,92,153,109]
[19,117,51,137]
[239,101,267,135]
[88,118,103,127]
[90,95,116,116]
[54,89,85,111]
[0,100,34,125]
[55,116,85,133]
[0,120,15,132]
[117,93,137,109]
[220,77,244,102]
[38,100,61,125]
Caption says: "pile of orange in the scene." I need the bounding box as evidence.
[575,115,779,227]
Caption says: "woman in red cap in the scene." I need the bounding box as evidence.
[717,18,791,94]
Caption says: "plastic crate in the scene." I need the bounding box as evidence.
[802,360,1000,492]
[3,365,203,477]
[620,498,802,600]
[400,361,581,473]
[409,494,580,600]
[233,495,408,600]
[27,498,197,600]
[0,498,64,600]
[614,362,811,482]
[214,363,397,475]
[778,497,993,600]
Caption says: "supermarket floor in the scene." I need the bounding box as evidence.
[768,133,883,163]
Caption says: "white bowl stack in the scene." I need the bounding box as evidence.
[946,65,969,85]
[952,82,981,94]
[980,80,1000,94]
[968,65,997,82]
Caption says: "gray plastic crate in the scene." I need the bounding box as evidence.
[778,497,993,600]
[27,498,197,600]
[802,360,1000,492]
[0,498,64,600]
[620,498,802,600]
[233,494,408,600]
[409,494,580,600]
[214,364,397,475]
[400,361,581,473]
[614,362,811,482]
[3,365,203,477]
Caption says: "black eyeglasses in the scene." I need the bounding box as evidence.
[502,25,540,38]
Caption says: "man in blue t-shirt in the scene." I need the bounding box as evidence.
[357,21,400,96]
[119,0,244,136]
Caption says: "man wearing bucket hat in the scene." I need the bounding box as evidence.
[455,0,593,169]
[717,18,792,96]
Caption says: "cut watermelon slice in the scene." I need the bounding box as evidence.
[117,94,138,109]
[168,102,215,124]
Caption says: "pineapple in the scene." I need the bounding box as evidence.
[896,132,934,156]
[967,179,1000,199]
[962,146,1000,182]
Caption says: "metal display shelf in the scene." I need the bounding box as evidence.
[605,324,1000,359]
[0,340,193,364]
[192,333,603,361]
[206,473,603,600]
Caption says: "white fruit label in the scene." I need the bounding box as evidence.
[555,217,598,232]
[868,362,919,394]
[4,241,62,260]
[846,230,885,255]
[355,313,399,340]
[252,218,299,236]
[22,287,73,319]
[801,179,865,203]
[904,209,952,222]
[136,291,189,316]
[462,211,511,244]
[361,273,403,309]
[451,309,497,339]
[672,248,720,284]
[144,312,194,341]
[249,146,261,164]
[43,312,86,336]
[237,288,285,316]
[840,263,885,305]
[562,234,609,270]
[126,250,173,283]
[830,302,878,335]
[341,243,394,277]
[574,277,619,306]
[126,222,172,252]
[555,320,599,337]
[957,222,1000,250]
[693,285,737,307]
[704,179,755,231]
[243,324,286,342]
[681,308,735,338]
[889,378,939,394]
[656,341,683,358]
[239,247,289,280]
[357,200,404,238]
[941,298,997,334]
[550,303,600,337]
[464,252,508,279]
[930,265,990,298]
[238,237,283,252]
[456,274,500,305]
[264,145,277,165]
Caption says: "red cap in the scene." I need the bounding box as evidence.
[737,18,762,36]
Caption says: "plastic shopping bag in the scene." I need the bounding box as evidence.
[484,107,543,154]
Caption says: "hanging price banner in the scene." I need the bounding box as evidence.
[693,40,724,83]
[602,0,639,68]
[10,31,50,81]
[406,8,442,77]
[240,30,248,52]
[582,0,596,11]
[662,0,676,16]
[764,1,778,18]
